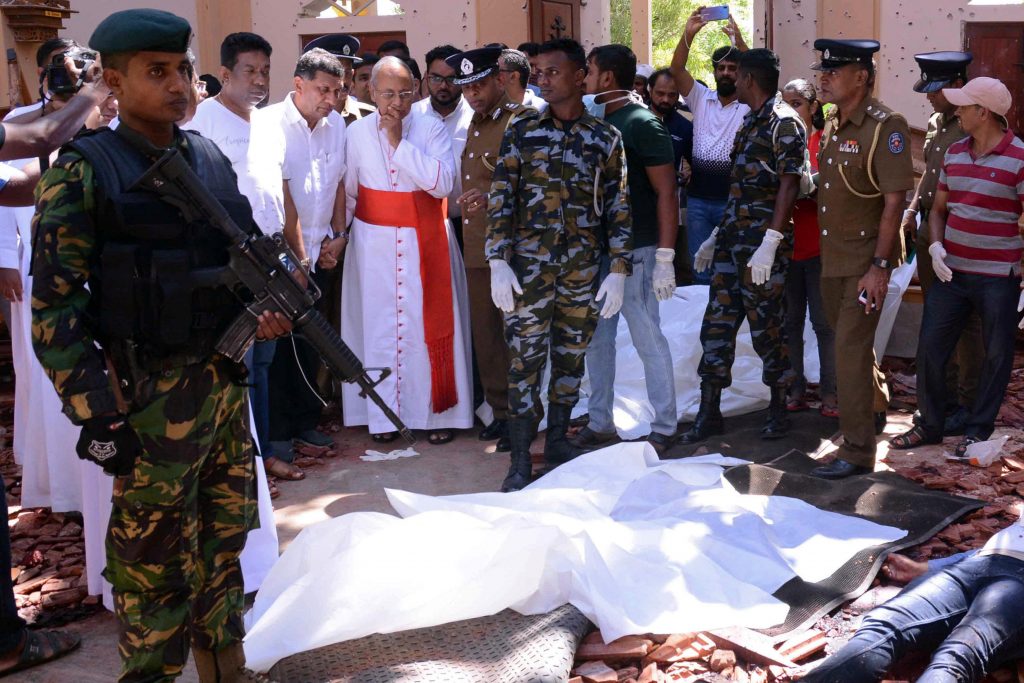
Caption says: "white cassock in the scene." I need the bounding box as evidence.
[341,112,473,433]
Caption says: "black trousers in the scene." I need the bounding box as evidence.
[1,474,26,651]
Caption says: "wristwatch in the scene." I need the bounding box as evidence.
[871,257,891,269]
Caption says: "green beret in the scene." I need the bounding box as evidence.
[89,9,192,55]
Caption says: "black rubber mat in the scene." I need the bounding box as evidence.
[268,604,590,682]
[664,407,839,463]
[724,450,984,640]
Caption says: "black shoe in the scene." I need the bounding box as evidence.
[544,403,581,464]
[811,459,873,480]
[495,434,511,452]
[571,426,618,451]
[874,411,887,436]
[501,418,536,492]
[943,405,969,437]
[479,419,507,441]
[647,431,676,455]
[761,386,790,440]
[679,386,723,445]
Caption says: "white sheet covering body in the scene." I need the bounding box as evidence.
[243,443,905,672]
[340,112,473,433]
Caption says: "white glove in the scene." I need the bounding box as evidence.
[489,259,522,313]
[928,241,953,283]
[747,229,784,285]
[693,228,718,273]
[595,272,626,318]
[652,248,676,301]
[1017,286,1023,330]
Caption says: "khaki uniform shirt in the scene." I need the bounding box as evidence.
[817,96,915,277]
[339,96,376,127]
[919,111,965,212]
[461,94,533,268]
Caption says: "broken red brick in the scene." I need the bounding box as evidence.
[710,649,738,672]
[576,635,653,662]
[776,630,826,663]
[574,660,619,683]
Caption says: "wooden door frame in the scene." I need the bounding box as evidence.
[528,0,582,44]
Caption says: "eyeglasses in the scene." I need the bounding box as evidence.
[374,90,415,102]
[427,74,458,86]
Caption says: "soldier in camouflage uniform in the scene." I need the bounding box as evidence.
[681,49,805,445]
[30,10,290,682]
[486,38,632,492]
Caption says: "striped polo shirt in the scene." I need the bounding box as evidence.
[938,128,1024,277]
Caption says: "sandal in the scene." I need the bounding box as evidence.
[0,629,80,676]
[427,429,454,445]
[264,456,305,481]
[267,480,280,499]
[953,435,983,459]
[371,431,399,444]
[820,403,840,419]
[786,396,808,412]
[889,424,942,450]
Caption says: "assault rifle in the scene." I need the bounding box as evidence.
[130,145,414,445]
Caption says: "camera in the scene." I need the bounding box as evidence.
[45,46,96,96]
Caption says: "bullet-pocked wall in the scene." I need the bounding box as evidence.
[755,0,1024,131]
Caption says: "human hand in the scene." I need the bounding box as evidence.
[880,554,928,586]
[255,310,293,340]
[856,266,889,314]
[653,248,676,301]
[0,268,22,302]
[722,13,740,43]
[596,272,626,318]
[74,56,111,104]
[693,227,718,273]
[489,259,522,313]
[928,241,953,283]
[900,209,918,238]
[747,229,783,285]
[457,188,486,217]
[684,8,709,45]
[379,106,403,149]
[76,414,141,477]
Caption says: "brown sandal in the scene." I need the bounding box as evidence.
[889,424,942,450]
[0,629,80,676]
[264,456,305,481]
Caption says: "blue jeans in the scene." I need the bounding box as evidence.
[784,256,836,398]
[585,246,677,436]
[686,195,728,286]
[803,554,1024,683]
[246,339,277,459]
[918,272,1021,440]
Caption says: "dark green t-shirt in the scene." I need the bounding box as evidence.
[604,103,675,248]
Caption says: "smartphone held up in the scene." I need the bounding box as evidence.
[700,5,730,22]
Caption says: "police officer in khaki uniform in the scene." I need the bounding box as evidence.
[303,34,376,125]
[810,39,915,479]
[447,46,534,451]
[901,51,982,434]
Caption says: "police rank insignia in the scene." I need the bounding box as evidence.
[342,44,351,56]
[461,58,473,75]
[839,140,860,154]
[888,131,905,154]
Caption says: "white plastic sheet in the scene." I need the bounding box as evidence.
[243,443,906,672]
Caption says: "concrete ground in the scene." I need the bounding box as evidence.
[7,406,911,682]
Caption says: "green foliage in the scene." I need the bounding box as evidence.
[609,0,752,85]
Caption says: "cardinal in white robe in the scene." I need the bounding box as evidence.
[341,57,473,439]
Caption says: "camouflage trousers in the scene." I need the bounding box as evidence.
[104,358,255,683]
[504,251,601,420]
[698,240,794,389]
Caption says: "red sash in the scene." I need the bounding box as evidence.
[354,185,457,414]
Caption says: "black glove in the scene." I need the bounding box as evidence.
[75,414,143,477]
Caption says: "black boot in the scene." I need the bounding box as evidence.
[761,386,790,439]
[500,418,535,492]
[544,403,581,464]
[679,386,724,445]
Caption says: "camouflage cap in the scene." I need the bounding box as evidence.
[90,9,192,54]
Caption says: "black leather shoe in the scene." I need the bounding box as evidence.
[943,405,969,437]
[571,426,618,451]
[495,434,511,452]
[811,459,872,480]
[874,411,887,435]
[479,419,507,441]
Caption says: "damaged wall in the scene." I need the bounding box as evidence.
[757,0,1024,130]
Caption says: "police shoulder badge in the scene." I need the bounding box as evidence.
[888,131,905,154]
[461,58,473,76]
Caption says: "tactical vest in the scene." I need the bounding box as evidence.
[67,127,253,362]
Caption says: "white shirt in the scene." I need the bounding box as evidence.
[184,97,285,236]
[412,96,473,217]
[980,515,1024,563]
[522,89,548,112]
[258,93,347,263]
[685,80,750,193]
